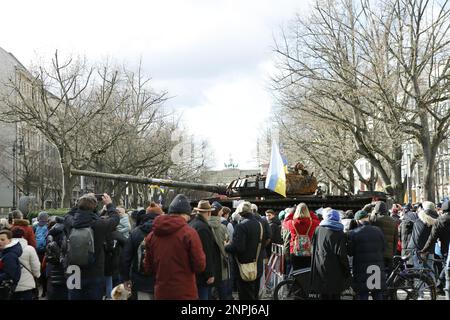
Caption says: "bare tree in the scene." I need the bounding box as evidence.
[271,0,447,201]
[0,52,168,207]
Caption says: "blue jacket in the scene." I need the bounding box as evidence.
[348,222,386,292]
[0,241,23,286]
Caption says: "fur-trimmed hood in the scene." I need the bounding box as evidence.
[418,209,438,226]
[13,219,30,227]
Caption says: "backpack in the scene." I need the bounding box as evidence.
[34,225,48,252]
[221,219,229,227]
[291,219,312,257]
[66,227,95,267]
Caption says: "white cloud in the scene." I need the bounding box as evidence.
[0,0,312,170]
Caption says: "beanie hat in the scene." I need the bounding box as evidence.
[168,194,191,215]
[355,210,369,221]
[146,202,164,215]
[278,210,286,221]
[323,209,341,222]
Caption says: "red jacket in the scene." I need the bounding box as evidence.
[144,215,206,300]
[286,212,320,254]
[11,219,36,248]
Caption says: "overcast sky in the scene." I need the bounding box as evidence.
[0,0,311,170]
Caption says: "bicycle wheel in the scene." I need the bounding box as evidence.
[390,273,436,300]
[273,279,306,300]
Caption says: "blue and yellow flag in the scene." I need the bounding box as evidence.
[265,141,287,197]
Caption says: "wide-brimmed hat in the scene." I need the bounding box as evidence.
[194,200,215,212]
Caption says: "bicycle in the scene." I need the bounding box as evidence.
[386,254,437,300]
[273,267,311,300]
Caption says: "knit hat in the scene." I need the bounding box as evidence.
[355,210,369,221]
[168,194,191,215]
[146,202,164,215]
[322,209,341,222]
[38,211,49,222]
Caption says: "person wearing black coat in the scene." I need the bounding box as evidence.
[310,209,351,300]
[104,229,127,299]
[347,210,386,300]
[120,207,162,300]
[266,210,282,258]
[45,216,69,300]
[225,201,267,300]
[189,200,221,300]
[64,193,119,300]
[0,229,23,299]
[421,201,450,299]
[399,210,418,257]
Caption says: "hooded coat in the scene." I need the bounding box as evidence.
[421,212,450,256]
[310,224,351,295]
[407,209,438,254]
[15,238,41,292]
[120,212,160,293]
[143,215,206,300]
[0,240,23,286]
[208,216,230,281]
[63,203,119,278]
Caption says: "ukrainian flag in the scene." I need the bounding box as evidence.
[265,141,287,197]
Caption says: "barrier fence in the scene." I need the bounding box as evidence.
[262,243,285,298]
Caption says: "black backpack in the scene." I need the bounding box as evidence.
[65,227,95,267]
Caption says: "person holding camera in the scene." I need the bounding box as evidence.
[64,193,119,300]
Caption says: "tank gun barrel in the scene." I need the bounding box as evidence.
[70,169,228,195]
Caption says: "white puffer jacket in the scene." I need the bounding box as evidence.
[15,238,41,292]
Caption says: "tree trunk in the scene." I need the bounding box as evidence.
[61,164,74,208]
[391,148,406,203]
[422,152,437,203]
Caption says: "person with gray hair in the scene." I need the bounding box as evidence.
[225,201,268,300]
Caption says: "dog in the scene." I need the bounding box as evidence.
[111,283,131,300]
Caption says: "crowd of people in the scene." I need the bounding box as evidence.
[0,192,449,300]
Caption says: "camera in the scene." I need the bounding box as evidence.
[95,193,104,201]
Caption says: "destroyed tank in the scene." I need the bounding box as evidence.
[70,164,386,213]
